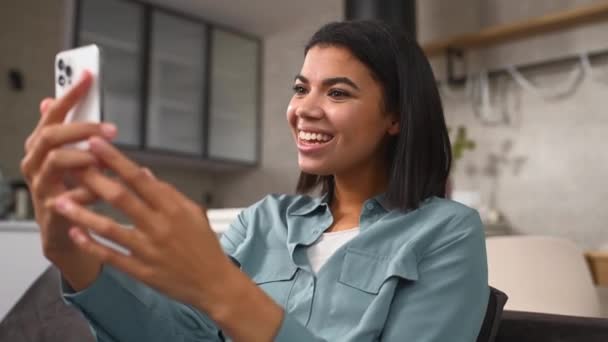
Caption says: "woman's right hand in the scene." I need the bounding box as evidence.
[20,71,116,289]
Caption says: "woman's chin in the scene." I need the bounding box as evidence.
[298,159,333,176]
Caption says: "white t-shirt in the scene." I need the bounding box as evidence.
[306,227,360,274]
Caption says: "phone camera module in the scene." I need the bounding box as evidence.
[65,65,72,77]
[58,75,65,86]
[58,59,65,70]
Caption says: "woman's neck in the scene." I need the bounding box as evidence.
[330,164,388,220]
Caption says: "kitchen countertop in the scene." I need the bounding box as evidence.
[0,220,39,232]
[0,208,242,235]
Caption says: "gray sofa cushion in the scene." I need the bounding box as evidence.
[496,310,608,342]
[0,266,94,342]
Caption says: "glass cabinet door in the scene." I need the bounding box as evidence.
[208,29,259,163]
[145,10,207,155]
[78,0,143,146]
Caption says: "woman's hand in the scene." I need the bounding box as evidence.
[20,72,116,289]
[52,137,285,341]
[51,136,237,310]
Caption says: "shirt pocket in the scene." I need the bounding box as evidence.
[324,248,419,336]
[338,248,419,294]
[332,247,419,324]
[249,249,298,306]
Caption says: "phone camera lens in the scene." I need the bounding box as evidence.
[58,59,64,70]
[58,75,65,86]
[65,65,72,77]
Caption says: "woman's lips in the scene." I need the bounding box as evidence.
[296,135,335,154]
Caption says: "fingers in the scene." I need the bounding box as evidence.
[38,71,93,128]
[44,186,98,211]
[40,98,54,115]
[30,148,98,196]
[55,198,145,257]
[87,137,172,209]
[67,226,148,279]
[76,167,156,230]
[65,186,98,205]
[23,72,96,182]
[28,121,116,154]
[21,122,116,181]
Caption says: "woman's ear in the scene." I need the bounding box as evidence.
[387,116,400,136]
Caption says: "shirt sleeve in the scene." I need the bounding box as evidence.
[62,265,221,342]
[218,206,249,263]
[379,210,489,342]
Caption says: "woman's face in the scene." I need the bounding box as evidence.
[286,45,399,176]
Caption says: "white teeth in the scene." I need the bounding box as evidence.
[298,130,333,142]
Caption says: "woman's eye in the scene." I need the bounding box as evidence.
[292,85,307,95]
[328,89,349,98]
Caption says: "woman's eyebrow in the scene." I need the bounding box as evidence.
[294,74,309,83]
[323,77,360,90]
[294,74,360,91]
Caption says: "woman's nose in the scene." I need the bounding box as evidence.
[295,97,324,120]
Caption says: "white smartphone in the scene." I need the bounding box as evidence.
[55,44,103,124]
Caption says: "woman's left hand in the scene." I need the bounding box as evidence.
[52,136,236,311]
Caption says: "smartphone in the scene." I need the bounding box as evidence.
[55,44,103,123]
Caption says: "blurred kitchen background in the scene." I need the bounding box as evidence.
[2,0,608,337]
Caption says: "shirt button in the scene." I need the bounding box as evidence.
[312,229,319,234]
[366,203,375,210]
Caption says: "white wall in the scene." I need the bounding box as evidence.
[429,0,608,250]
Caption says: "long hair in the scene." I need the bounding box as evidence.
[295,21,452,211]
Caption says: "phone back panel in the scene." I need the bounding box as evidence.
[55,44,102,124]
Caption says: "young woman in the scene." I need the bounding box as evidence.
[21,21,488,341]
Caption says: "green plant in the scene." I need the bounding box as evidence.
[449,126,476,161]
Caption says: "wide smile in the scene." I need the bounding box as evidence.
[296,129,335,154]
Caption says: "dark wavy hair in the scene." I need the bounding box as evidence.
[295,20,452,211]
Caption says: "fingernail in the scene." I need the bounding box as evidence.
[70,229,86,244]
[101,123,117,138]
[88,136,105,151]
[142,168,155,180]
[40,99,52,114]
[81,70,92,80]
[55,197,73,213]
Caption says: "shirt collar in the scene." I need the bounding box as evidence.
[289,192,331,216]
[373,193,392,212]
[289,192,392,216]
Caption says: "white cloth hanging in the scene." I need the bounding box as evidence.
[506,56,586,100]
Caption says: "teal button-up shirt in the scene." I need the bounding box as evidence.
[63,194,489,341]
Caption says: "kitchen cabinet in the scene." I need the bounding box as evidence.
[75,0,260,168]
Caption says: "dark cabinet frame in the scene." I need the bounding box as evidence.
[73,0,262,170]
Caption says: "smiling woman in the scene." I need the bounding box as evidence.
[21,21,488,342]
